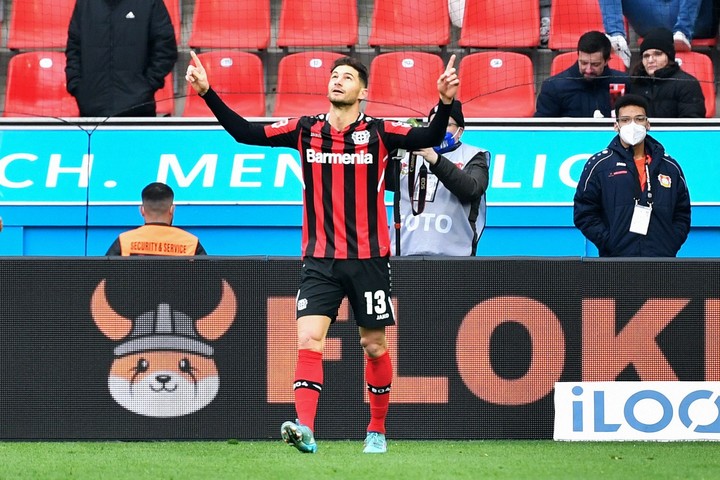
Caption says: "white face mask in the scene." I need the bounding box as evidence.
[619,122,647,146]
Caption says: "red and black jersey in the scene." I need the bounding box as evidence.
[202,88,451,259]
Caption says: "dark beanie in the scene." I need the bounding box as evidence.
[428,100,465,127]
[640,28,675,62]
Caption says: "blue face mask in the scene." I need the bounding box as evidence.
[433,131,459,154]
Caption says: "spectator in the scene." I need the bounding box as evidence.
[573,94,691,257]
[390,100,490,256]
[599,0,718,67]
[106,182,206,256]
[186,52,458,454]
[535,31,630,118]
[66,0,178,117]
[629,27,706,118]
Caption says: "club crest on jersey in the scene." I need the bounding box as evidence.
[351,130,370,145]
[658,174,672,188]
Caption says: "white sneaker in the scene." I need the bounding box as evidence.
[606,34,631,69]
[540,17,550,48]
[673,31,692,52]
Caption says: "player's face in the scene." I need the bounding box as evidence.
[328,65,367,107]
[578,51,608,80]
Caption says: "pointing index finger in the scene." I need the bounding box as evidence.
[445,54,456,74]
[190,50,203,69]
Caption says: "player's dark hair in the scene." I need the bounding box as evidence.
[577,30,612,61]
[141,182,174,214]
[332,57,369,87]
[614,94,649,119]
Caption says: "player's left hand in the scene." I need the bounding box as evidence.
[437,54,459,104]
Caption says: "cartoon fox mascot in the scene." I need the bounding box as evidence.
[91,279,236,417]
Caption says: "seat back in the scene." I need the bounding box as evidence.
[164,0,181,44]
[278,0,358,47]
[365,52,444,118]
[189,0,270,49]
[676,52,716,117]
[183,51,266,117]
[548,0,606,50]
[8,0,75,49]
[550,51,627,75]
[368,0,450,47]
[4,52,79,117]
[459,0,540,48]
[273,51,344,117]
[155,73,175,116]
[456,51,536,118]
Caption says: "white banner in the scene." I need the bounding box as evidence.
[554,382,720,441]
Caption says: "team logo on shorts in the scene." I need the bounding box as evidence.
[297,298,308,311]
[352,130,370,145]
[658,174,672,188]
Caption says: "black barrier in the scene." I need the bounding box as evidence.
[0,257,717,440]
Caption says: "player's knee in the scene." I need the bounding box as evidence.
[360,338,387,358]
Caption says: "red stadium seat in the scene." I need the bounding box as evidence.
[364,52,444,118]
[4,52,79,118]
[155,73,175,116]
[675,52,716,118]
[7,0,75,49]
[456,52,535,118]
[549,0,613,50]
[182,51,266,117]
[189,0,270,49]
[550,51,627,75]
[368,0,450,47]
[272,51,345,117]
[164,0,181,44]
[459,0,540,48]
[277,0,358,48]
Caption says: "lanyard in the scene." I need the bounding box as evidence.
[407,153,427,215]
[644,162,652,204]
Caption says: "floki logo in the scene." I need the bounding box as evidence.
[91,279,237,417]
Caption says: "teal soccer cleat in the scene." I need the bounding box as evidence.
[363,431,387,453]
[281,419,318,453]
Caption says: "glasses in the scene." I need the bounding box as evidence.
[448,122,460,128]
[617,115,648,125]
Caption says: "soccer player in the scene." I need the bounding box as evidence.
[186,52,459,453]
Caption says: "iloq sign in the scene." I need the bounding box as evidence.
[554,382,720,441]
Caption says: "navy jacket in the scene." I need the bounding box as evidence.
[65,0,177,117]
[573,135,691,257]
[535,64,630,118]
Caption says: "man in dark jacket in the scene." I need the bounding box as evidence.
[629,27,706,118]
[573,94,691,257]
[535,31,630,118]
[65,0,177,117]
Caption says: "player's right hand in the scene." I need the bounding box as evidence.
[186,51,210,96]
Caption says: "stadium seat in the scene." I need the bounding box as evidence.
[550,51,627,75]
[7,0,75,50]
[548,0,616,50]
[273,51,345,117]
[368,0,450,47]
[155,73,175,116]
[459,0,540,48]
[456,52,535,118]
[164,0,181,44]
[182,51,266,117]
[4,52,79,118]
[277,0,358,48]
[675,52,716,118]
[364,52,444,118]
[189,0,270,49]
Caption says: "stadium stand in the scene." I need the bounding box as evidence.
[155,73,175,117]
[456,51,536,118]
[7,0,75,50]
[188,0,271,49]
[550,51,627,75]
[182,50,266,117]
[272,51,344,117]
[368,0,450,47]
[548,0,608,50]
[277,0,358,48]
[364,51,444,118]
[4,51,79,117]
[459,0,540,48]
[676,52,716,118]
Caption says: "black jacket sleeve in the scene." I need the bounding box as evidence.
[65,0,82,95]
[430,150,489,202]
[105,237,121,256]
[145,0,178,91]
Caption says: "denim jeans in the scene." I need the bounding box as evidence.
[598,0,713,40]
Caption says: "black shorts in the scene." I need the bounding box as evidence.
[296,256,396,328]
